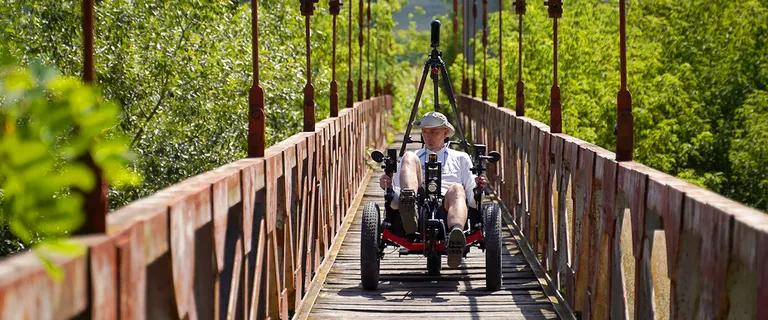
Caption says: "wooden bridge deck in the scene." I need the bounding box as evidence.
[302,138,562,319]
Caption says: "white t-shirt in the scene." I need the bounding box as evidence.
[392,145,478,209]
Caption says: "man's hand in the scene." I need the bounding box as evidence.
[379,174,392,190]
[475,175,488,189]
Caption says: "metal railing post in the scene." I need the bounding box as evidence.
[79,0,107,234]
[497,0,504,108]
[514,0,526,116]
[461,0,469,94]
[471,0,477,97]
[249,0,266,157]
[357,0,364,101]
[366,0,372,99]
[616,0,633,161]
[330,0,342,117]
[545,0,562,133]
[301,0,318,131]
[346,0,354,108]
[481,0,488,101]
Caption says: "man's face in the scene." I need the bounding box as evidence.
[422,127,450,151]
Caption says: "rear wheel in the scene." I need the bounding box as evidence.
[360,202,381,290]
[427,254,441,275]
[484,203,502,291]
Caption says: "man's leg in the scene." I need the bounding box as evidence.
[443,184,468,229]
[444,184,467,268]
[399,151,421,234]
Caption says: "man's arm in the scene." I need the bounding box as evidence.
[461,154,479,208]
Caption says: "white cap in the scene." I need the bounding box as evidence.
[414,111,455,137]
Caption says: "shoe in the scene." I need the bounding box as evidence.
[399,189,418,234]
[447,226,466,268]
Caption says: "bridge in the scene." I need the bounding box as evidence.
[1,0,767,319]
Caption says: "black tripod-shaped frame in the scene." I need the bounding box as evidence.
[399,20,473,157]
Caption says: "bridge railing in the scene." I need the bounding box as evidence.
[459,95,768,319]
[0,96,391,320]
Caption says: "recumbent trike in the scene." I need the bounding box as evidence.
[360,20,503,291]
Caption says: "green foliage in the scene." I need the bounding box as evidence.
[729,90,768,208]
[0,55,139,265]
[0,1,402,210]
[447,0,767,210]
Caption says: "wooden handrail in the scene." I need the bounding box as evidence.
[458,95,768,319]
[0,97,392,320]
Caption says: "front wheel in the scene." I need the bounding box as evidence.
[484,203,502,291]
[360,202,381,290]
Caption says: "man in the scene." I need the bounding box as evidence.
[379,111,487,268]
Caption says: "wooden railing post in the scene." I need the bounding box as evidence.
[514,0,526,116]
[497,0,504,108]
[481,0,488,101]
[545,0,562,133]
[79,0,108,234]
[301,0,318,132]
[330,0,342,117]
[249,0,266,157]
[616,0,633,161]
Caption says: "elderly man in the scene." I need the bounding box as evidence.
[379,111,487,267]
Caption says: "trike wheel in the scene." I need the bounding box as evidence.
[427,254,441,276]
[483,202,502,291]
[360,202,381,290]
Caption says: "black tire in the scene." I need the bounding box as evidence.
[360,202,381,290]
[427,254,441,275]
[484,203,502,291]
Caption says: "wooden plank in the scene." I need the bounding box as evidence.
[591,155,617,320]
[0,251,88,320]
[302,133,569,320]
[293,170,373,319]
[211,168,242,273]
[114,220,147,320]
[241,158,265,254]
[168,182,211,320]
[82,235,118,320]
[307,310,557,320]
[572,146,595,315]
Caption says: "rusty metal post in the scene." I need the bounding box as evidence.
[514,0,525,116]
[330,0,342,117]
[545,0,562,133]
[453,0,458,50]
[497,0,504,108]
[82,0,95,83]
[79,0,107,234]
[249,0,266,158]
[301,0,318,132]
[471,0,477,97]
[481,0,488,101]
[616,0,633,161]
[365,0,372,99]
[346,0,354,108]
[384,36,393,95]
[357,0,364,101]
[461,0,469,94]
[374,35,380,96]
